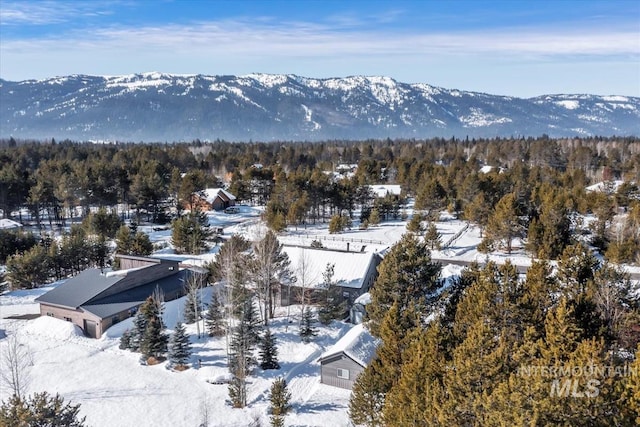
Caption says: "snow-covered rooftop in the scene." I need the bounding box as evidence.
[368,184,402,198]
[354,292,371,306]
[320,324,379,367]
[283,247,378,289]
[0,218,22,229]
[585,180,624,193]
[202,188,236,203]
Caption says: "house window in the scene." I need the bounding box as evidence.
[63,317,72,322]
[337,368,350,380]
[46,312,54,317]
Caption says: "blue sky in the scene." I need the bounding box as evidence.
[1,0,638,97]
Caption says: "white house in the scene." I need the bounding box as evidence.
[368,184,402,198]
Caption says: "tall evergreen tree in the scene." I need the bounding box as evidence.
[228,299,259,409]
[205,293,226,337]
[259,328,280,370]
[168,322,192,369]
[299,307,318,343]
[171,209,212,254]
[424,221,442,250]
[367,233,441,337]
[137,295,168,361]
[485,192,525,254]
[348,358,387,427]
[383,324,445,426]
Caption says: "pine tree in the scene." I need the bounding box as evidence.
[367,233,441,337]
[414,178,446,220]
[168,322,192,369]
[119,329,133,350]
[328,214,344,233]
[424,221,441,250]
[259,328,280,370]
[621,344,640,423]
[130,309,148,352]
[140,316,168,361]
[242,299,262,347]
[228,299,259,409]
[184,287,202,324]
[348,358,387,427]
[368,208,381,226]
[269,377,291,427]
[383,324,445,426]
[137,295,168,361]
[229,300,259,377]
[406,213,423,234]
[318,263,347,325]
[485,192,525,254]
[0,392,86,427]
[205,293,226,337]
[299,307,317,343]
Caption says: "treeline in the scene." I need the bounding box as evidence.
[350,234,640,426]
[1,136,639,265]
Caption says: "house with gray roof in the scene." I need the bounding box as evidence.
[36,255,197,338]
[319,324,379,390]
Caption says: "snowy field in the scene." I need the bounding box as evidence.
[2,204,639,426]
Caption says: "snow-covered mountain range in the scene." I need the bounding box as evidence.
[1,72,638,141]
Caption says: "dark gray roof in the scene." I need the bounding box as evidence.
[35,269,122,309]
[81,269,192,319]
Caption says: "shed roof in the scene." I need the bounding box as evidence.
[320,324,379,367]
[283,247,378,290]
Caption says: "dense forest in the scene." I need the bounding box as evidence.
[1,135,639,264]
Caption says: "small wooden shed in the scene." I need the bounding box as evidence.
[319,324,379,390]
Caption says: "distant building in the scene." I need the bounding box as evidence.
[319,324,379,390]
[36,255,201,338]
[280,247,382,307]
[190,188,237,211]
[368,184,402,198]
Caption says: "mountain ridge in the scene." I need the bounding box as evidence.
[1,72,638,141]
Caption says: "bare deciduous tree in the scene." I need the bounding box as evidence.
[1,334,32,398]
[252,231,292,326]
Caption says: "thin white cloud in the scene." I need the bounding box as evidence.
[3,19,636,57]
[0,1,118,25]
[1,18,638,96]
